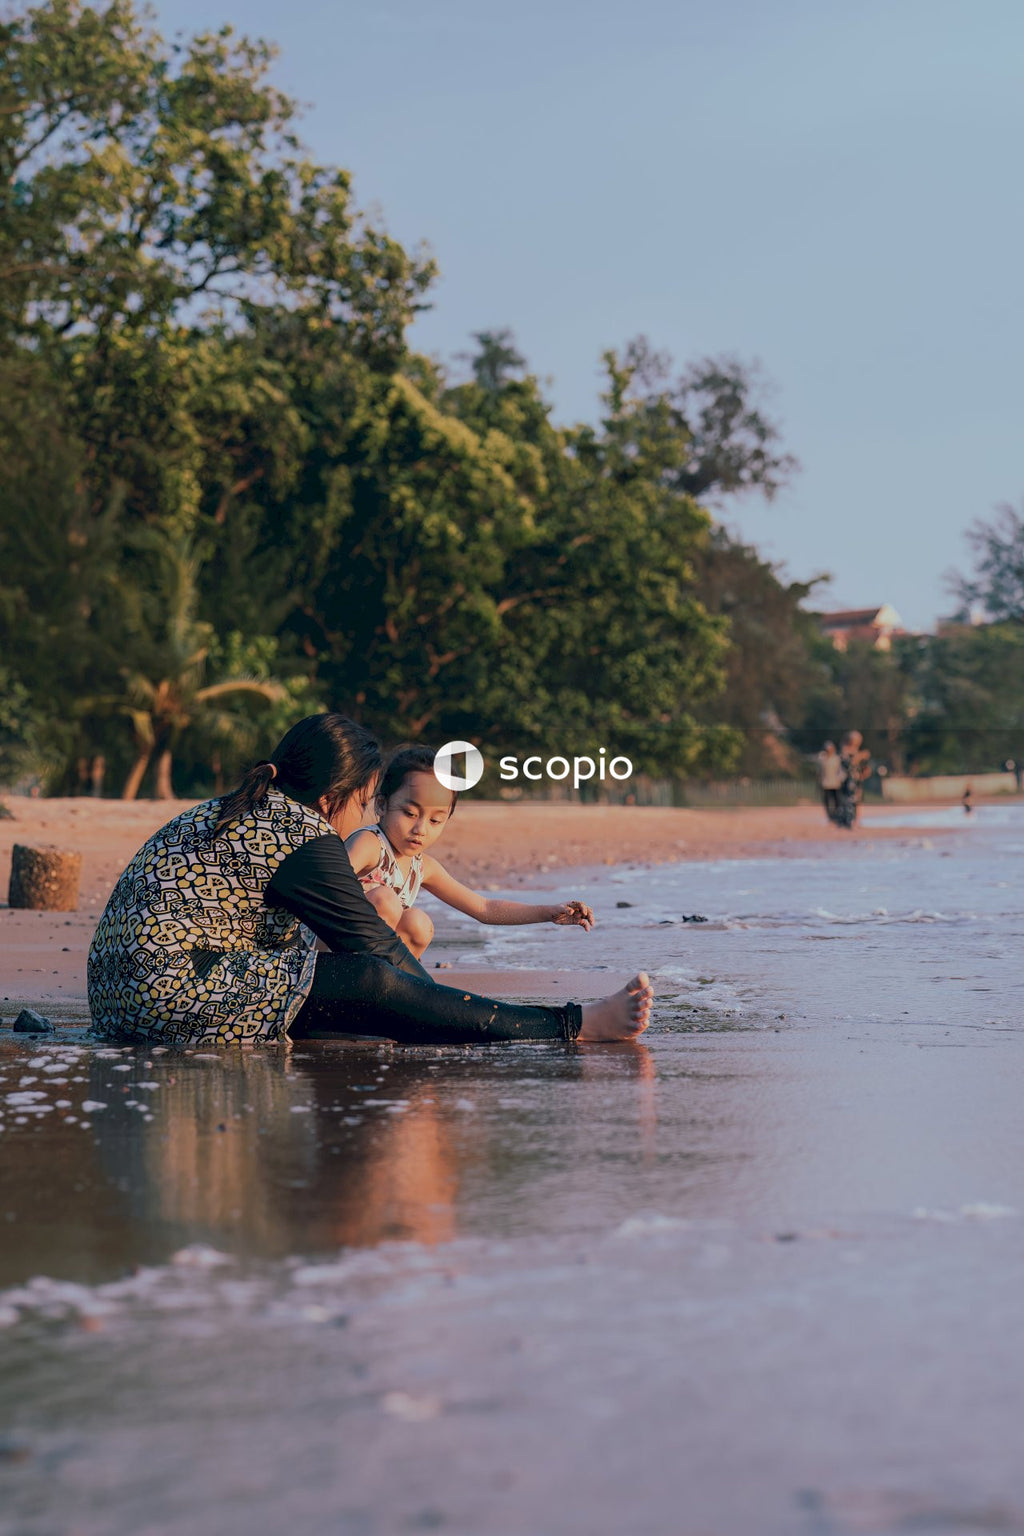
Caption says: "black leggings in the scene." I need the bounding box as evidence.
[290,952,583,1045]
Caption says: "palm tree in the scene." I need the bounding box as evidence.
[85,530,286,799]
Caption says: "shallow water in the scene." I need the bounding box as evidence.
[2,805,1023,1535]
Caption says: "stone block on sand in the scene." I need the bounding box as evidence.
[8,844,82,911]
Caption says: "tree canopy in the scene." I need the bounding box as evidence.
[951,503,1024,625]
[3,0,1013,798]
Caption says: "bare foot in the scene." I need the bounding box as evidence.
[579,972,653,1042]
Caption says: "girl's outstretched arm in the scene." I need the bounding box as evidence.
[421,858,594,930]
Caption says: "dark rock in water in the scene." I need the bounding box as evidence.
[681,914,708,923]
[615,901,633,908]
[13,1008,54,1033]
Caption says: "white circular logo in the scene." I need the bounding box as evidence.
[434,740,485,791]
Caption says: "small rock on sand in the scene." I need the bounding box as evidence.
[13,1009,54,1034]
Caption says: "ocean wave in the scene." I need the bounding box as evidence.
[654,965,753,1016]
[809,906,974,926]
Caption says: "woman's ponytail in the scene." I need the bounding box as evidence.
[211,715,382,838]
[212,760,279,836]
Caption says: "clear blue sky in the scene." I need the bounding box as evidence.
[154,0,1024,631]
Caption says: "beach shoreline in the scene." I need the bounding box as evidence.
[0,795,963,1020]
[4,803,1024,1535]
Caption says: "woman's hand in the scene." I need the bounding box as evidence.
[550,899,595,931]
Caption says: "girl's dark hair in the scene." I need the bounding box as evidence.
[213,714,382,835]
[377,744,458,816]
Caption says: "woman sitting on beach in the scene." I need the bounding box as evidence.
[87,714,653,1048]
[346,745,595,960]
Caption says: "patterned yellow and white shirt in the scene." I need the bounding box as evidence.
[87,789,333,1047]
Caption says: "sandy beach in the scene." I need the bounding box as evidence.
[3,800,1023,1535]
[0,795,944,1020]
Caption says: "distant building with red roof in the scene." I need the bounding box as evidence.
[819,604,904,652]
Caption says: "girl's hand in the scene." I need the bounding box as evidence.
[550,899,594,931]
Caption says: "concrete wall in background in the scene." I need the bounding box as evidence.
[882,772,1018,802]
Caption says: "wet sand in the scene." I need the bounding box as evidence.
[2,804,1022,1534]
[0,795,949,1018]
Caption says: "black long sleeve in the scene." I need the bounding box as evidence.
[267,834,431,981]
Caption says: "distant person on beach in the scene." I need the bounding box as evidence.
[87,714,652,1048]
[817,741,845,823]
[345,745,595,960]
[962,785,973,815]
[836,730,870,829]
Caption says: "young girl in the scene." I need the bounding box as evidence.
[345,745,595,960]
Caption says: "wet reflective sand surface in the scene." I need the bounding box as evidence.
[2,806,1024,1535]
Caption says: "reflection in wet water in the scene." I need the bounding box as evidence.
[0,1035,667,1285]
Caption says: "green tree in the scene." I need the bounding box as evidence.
[1,1,433,350]
[0,0,432,790]
[616,338,800,503]
[692,530,828,774]
[0,353,128,785]
[309,370,543,740]
[83,531,291,798]
[951,502,1024,623]
[1,0,434,539]
[796,637,918,775]
[0,1,811,795]
[0,666,46,786]
[904,624,1024,774]
[443,341,739,773]
[457,328,527,394]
